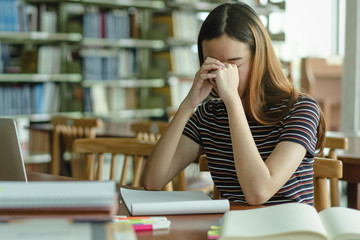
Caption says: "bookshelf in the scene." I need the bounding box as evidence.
[0,0,83,118]
[0,1,286,163]
[0,0,286,121]
[71,0,168,120]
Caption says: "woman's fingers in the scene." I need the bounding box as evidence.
[200,57,224,73]
[204,57,225,66]
[200,73,216,79]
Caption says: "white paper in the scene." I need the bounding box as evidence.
[120,188,230,216]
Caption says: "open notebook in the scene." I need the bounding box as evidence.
[0,118,27,181]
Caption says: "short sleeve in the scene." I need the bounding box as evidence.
[183,106,203,147]
[279,96,320,157]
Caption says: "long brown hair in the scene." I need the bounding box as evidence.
[197,2,325,151]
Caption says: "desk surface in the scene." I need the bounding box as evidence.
[27,171,261,240]
[117,197,261,240]
[326,131,360,158]
[26,171,80,181]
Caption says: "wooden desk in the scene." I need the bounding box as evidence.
[118,200,261,240]
[26,171,80,181]
[28,121,136,138]
[26,171,260,240]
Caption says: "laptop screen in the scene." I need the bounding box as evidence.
[0,118,28,182]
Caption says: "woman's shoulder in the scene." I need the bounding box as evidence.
[287,94,320,119]
[293,94,319,109]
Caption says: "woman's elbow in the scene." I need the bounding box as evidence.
[244,190,272,206]
[141,176,163,191]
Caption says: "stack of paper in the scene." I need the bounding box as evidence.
[0,181,118,221]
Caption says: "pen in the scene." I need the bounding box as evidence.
[114,219,164,223]
[113,216,168,221]
[132,221,171,231]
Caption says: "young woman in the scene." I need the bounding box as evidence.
[142,2,325,206]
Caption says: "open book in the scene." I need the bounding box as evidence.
[120,188,229,216]
[0,181,118,221]
[220,203,360,240]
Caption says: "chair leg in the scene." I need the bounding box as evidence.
[85,155,95,180]
[162,182,174,191]
[132,156,144,187]
[120,155,130,185]
[110,155,117,181]
[330,178,340,207]
[314,177,330,212]
[175,171,187,191]
[212,186,220,199]
[51,129,60,175]
[96,153,104,180]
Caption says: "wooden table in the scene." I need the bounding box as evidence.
[28,121,136,138]
[337,135,360,209]
[26,171,261,240]
[117,196,261,240]
[26,171,80,181]
[326,132,360,209]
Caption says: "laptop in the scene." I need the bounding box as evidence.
[0,118,28,181]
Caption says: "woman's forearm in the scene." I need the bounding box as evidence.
[226,98,306,205]
[226,98,274,203]
[141,100,195,190]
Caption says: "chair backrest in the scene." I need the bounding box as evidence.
[300,57,342,131]
[318,135,348,207]
[130,121,168,141]
[198,155,220,199]
[51,116,103,176]
[130,121,175,191]
[73,138,155,186]
[313,157,343,212]
[198,155,343,212]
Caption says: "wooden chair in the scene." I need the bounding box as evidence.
[198,155,343,212]
[318,135,348,207]
[198,155,221,199]
[301,57,343,131]
[130,121,179,191]
[51,116,103,177]
[72,138,154,187]
[313,157,343,211]
[130,121,169,142]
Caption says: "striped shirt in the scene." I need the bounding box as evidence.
[183,95,320,205]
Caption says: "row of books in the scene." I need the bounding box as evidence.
[170,46,199,76]
[83,8,132,39]
[0,0,57,32]
[152,10,200,40]
[0,44,61,74]
[0,0,21,32]
[37,46,61,74]
[82,49,137,80]
[0,82,59,115]
[83,86,127,114]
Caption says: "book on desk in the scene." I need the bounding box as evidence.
[120,188,230,216]
[0,181,118,221]
[219,202,360,240]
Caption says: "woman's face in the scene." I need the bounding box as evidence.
[202,34,252,99]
